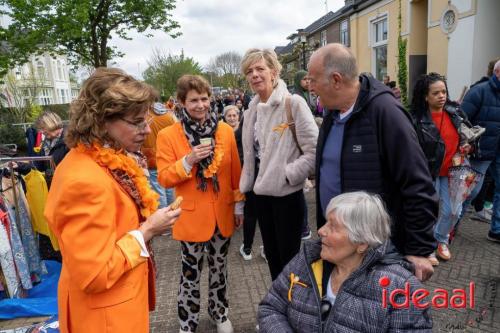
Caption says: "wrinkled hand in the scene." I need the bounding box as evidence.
[234,214,244,229]
[139,207,181,242]
[186,143,213,165]
[405,255,434,282]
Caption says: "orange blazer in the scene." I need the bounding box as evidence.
[157,121,242,242]
[44,149,152,333]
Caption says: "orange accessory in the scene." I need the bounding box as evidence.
[288,272,308,301]
[76,143,159,218]
[202,129,224,179]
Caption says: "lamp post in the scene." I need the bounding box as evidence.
[299,33,307,70]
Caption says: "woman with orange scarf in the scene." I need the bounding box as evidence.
[44,68,181,333]
[157,75,243,333]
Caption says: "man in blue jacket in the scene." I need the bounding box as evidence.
[308,43,438,281]
[461,60,500,243]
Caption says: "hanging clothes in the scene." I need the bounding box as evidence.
[0,210,23,298]
[24,169,59,250]
[1,177,47,280]
[0,197,34,290]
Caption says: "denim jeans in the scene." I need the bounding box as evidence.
[434,176,459,244]
[487,155,500,234]
[148,169,174,208]
[459,160,492,220]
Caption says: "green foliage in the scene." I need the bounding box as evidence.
[0,108,27,150]
[28,104,43,122]
[0,0,181,71]
[397,0,409,109]
[41,104,70,120]
[143,50,203,99]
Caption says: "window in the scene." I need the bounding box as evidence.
[374,19,388,43]
[57,60,63,80]
[340,20,348,45]
[39,88,53,105]
[320,30,327,46]
[60,89,66,103]
[371,17,388,81]
[37,61,46,80]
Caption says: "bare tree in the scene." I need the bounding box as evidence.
[207,51,242,88]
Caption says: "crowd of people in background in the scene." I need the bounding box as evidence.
[7,43,497,333]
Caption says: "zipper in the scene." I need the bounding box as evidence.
[303,245,324,332]
[320,247,381,331]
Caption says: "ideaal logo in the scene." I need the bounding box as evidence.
[379,276,475,309]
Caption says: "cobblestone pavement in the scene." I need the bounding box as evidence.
[1,193,498,332]
[150,192,500,333]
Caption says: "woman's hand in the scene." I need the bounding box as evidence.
[460,143,472,155]
[234,214,244,229]
[186,143,213,165]
[139,207,181,242]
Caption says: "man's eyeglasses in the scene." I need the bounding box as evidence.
[120,115,154,132]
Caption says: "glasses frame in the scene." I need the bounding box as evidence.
[119,114,154,132]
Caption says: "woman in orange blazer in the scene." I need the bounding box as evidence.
[157,75,243,333]
[44,68,180,333]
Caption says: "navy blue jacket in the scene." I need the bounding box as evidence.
[315,75,438,257]
[461,76,500,161]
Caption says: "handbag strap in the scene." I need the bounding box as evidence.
[285,95,303,155]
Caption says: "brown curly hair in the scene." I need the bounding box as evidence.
[65,67,158,148]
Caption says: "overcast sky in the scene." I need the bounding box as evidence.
[110,0,345,79]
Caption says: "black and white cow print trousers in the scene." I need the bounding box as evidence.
[178,228,230,332]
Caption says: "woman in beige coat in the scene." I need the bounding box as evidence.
[239,48,318,280]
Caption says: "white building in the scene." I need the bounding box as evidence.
[1,13,79,107]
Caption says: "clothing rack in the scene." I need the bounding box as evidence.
[0,156,55,163]
[0,156,54,233]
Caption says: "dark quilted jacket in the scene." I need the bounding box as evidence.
[258,240,433,332]
[461,76,500,161]
[315,74,438,257]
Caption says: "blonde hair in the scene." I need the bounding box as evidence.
[35,111,63,132]
[240,48,282,77]
[65,67,158,148]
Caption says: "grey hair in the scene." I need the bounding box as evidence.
[240,48,282,77]
[325,191,391,248]
[494,60,500,73]
[322,43,358,82]
[223,105,239,118]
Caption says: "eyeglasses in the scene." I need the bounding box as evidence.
[120,115,154,132]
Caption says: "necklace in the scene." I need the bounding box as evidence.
[76,142,159,219]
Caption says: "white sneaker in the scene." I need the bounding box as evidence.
[239,244,252,260]
[216,319,234,333]
[260,245,267,262]
[471,209,492,222]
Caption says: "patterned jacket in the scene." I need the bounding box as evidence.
[258,240,432,332]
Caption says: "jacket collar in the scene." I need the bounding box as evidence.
[249,79,289,110]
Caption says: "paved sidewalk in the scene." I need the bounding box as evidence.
[150,192,500,332]
[1,193,498,332]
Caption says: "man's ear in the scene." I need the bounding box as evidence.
[331,72,343,87]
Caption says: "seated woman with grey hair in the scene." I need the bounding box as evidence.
[258,191,432,332]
